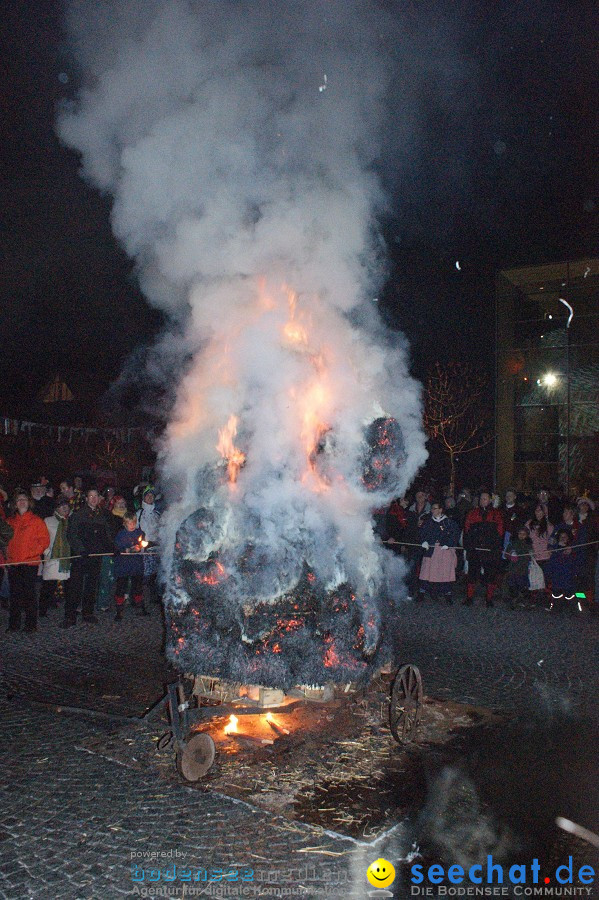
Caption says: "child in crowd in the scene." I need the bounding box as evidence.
[544,531,577,613]
[504,525,533,608]
[113,513,147,622]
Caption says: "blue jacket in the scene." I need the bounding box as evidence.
[114,526,145,578]
[419,515,461,557]
[545,548,576,595]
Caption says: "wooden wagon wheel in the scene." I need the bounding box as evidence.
[389,664,423,743]
[176,732,216,782]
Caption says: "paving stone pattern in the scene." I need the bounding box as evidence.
[0,595,597,899]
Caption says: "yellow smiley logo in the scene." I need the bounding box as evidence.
[366,857,396,888]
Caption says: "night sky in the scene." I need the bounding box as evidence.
[1,0,596,417]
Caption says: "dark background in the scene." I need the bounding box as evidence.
[1,0,596,420]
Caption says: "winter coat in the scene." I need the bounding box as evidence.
[402,509,423,545]
[386,500,408,543]
[545,548,576,595]
[6,510,50,566]
[455,497,473,529]
[419,515,461,557]
[67,505,113,556]
[42,514,71,581]
[501,504,528,537]
[137,501,160,543]
[0,515,14,565]
[505,538,533,578]
[114,526,145,578]
[32,496,55,520]
[463,507,504,552]
[573,515,599,577]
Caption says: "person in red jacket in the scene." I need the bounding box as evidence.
[463,491,504,607]
[6,491,50,633]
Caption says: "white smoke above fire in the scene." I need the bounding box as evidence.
[58,0,427,608]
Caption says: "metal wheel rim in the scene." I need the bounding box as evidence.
[389,663,422,743]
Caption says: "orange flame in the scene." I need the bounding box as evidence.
[323,636,340,668]
[266,712,290,735]
[224,714,239,735]
[282,288,309,347]
[196,560,227,586]
[217,415,246,485]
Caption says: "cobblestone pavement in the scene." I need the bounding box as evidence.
[0,594,597,899]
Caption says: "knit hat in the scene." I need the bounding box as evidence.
[142,485,156,499]
[576,496,595,511]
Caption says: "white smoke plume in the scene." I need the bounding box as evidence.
[58,1,427,650]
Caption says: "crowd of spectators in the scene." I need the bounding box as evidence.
[0,474,161,634]
[1,472,597,635]
[377,485,599,612]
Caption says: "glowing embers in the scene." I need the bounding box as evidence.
[167,557,383,688]
[323,634,340,669]
[217,415,246,486]
[194,558,227,586]
[362,417,405,492]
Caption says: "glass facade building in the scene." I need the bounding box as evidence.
[496,257,599,495]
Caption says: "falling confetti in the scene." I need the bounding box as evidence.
[319,74,327,92]
[455,260,461,271]
[584,266,591,278]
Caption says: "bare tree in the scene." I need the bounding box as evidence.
[423,361,493,494]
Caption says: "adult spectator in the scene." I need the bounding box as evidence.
[0,513,14,562]
[552,504,578,544]
[536,486,561,526]
[409,489,431,522]
[463,491,504,607]
[418,501,461,604]
[443,496,459,520]
[574,498,598,600]
[0,485,8,518]
[455,488,473,530]
[59,478,84,512]
[97,496,128,611]
[5,491,50,633]
[501,489,527,539]
[401,497,426,600]
[64,487,112,627]
[0,493,11,608]
[102,485,117,511]
[40,496,72,617]
[39,475,54,499]
[30,482,54,519]
[536,487,550,520]
[136,487,161,605]
[385,497,408,548]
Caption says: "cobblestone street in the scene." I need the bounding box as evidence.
[0,595,597,899]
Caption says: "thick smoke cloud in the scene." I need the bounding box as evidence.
[58,0,428,681]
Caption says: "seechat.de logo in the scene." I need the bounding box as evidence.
[410,854,595,894]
